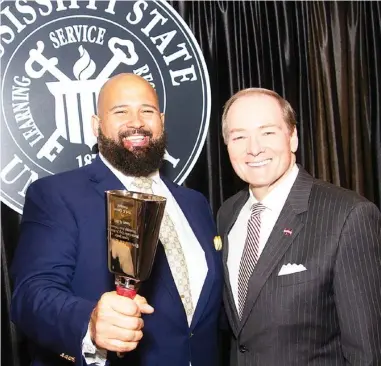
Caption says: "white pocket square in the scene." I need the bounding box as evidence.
[278,263,307,276]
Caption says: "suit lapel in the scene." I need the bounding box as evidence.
[238,202,304,329]
[222,190,250,337]
[163,177,216,331]
[88,156,125,197]
[151,239,181,305]
[238,168,313,332]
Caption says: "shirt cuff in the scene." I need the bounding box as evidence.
[82,327,107,365]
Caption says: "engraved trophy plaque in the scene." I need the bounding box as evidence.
[106,190,166,298]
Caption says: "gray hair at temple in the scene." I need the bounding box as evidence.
[221,88,297,144]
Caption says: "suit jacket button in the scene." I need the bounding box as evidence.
[239,345,248,353]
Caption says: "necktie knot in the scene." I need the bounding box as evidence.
[131,177,153,192]
[251,202,265,217]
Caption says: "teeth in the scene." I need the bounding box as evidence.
[125,135,145,141]
[247,159,271,167]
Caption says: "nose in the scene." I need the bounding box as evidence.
[246,135,264,156]
[126,110,144,129]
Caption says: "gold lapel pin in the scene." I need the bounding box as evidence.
[214,235,222,251]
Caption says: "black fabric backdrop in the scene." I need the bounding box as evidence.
[2,1,380,365]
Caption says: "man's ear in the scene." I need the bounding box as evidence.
[290,126,298,153]
[160,113,165,128]
[91,115,100,137]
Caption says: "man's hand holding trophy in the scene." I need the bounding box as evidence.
[89,190,166,354]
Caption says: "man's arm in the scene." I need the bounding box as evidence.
[11,180,96,360]
[10,180,153,363]
[333,201,381,364]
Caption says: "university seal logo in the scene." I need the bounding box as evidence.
[0,0,211,214]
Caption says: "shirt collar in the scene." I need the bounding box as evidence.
[248,164,299,215]
[99,153,160,189]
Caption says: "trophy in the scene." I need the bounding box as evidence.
[106,190,166,299]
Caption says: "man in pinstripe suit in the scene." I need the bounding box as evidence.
[217,88,381,365]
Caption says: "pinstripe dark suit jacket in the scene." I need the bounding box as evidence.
[217,167,381,365]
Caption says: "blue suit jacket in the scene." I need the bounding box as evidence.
[11,157,223,366]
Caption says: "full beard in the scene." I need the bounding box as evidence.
[97,127,167,177]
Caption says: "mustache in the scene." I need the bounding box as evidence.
[118,128,152,140]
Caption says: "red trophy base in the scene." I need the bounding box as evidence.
[116,286,137,299]
[115,275,138,299]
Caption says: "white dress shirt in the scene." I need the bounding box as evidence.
[83,154,207,365]
[227,164,299,311]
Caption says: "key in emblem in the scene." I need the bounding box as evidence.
[25,41,71,81]
[164,150,180,168]
[97,37,139,80]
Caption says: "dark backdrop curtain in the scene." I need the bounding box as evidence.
[169,0,381,212]
[2,1,380,365]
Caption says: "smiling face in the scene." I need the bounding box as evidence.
[93,73,164,150]
[226,94,298,200]
[92,74,166,176]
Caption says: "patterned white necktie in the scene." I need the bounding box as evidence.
[131,177,194,324]
[237,202,265,318]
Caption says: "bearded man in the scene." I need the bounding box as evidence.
[11,74,223,366]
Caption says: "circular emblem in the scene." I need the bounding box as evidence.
[0,0,211,214]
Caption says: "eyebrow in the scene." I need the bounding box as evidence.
[259,123,280,129]
[229,128,246,134]
[109,104,159,112]
[229,124,279,133]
